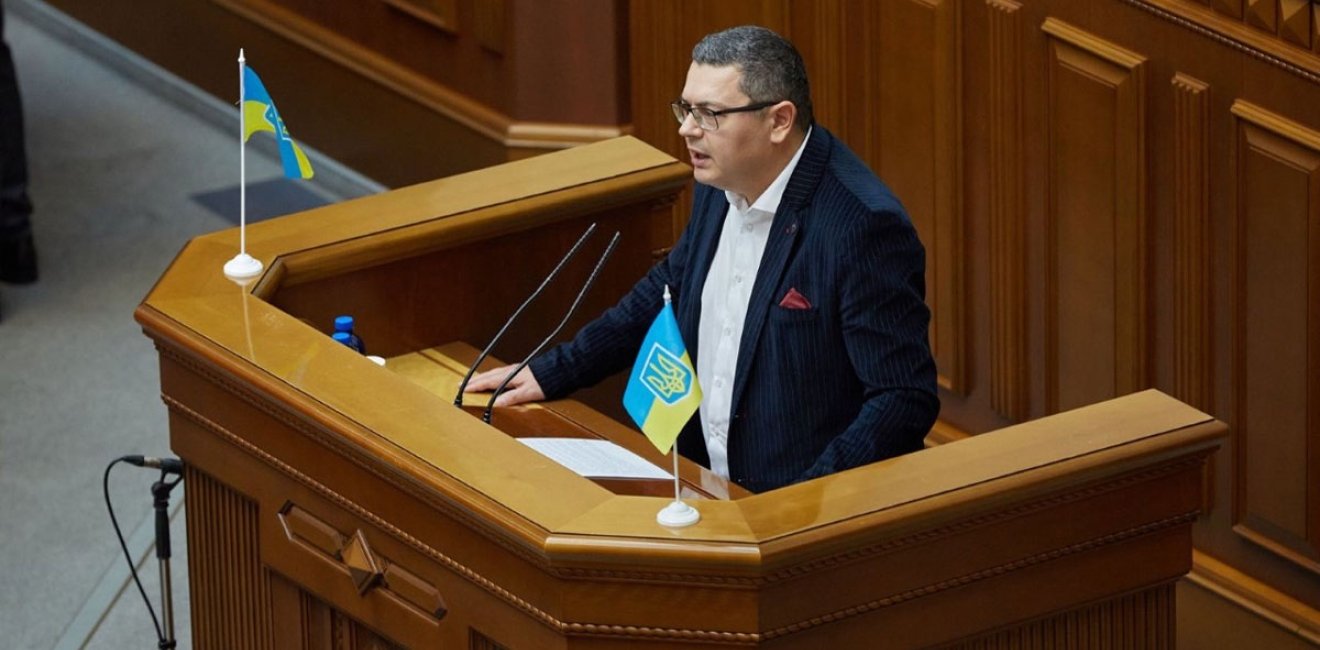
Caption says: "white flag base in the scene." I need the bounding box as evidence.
[656,500,700,528]
[223,253,264,280]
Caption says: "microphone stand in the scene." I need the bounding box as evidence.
[485,232,621,423]
[454,223,598,406]
[151,470,183,650]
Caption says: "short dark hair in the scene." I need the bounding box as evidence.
[692,25,813,132]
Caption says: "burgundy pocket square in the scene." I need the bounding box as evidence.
[779,288,813,310]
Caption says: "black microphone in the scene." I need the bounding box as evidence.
[485,231,621,424]
[122,455,185,474]
[454,223,599,406]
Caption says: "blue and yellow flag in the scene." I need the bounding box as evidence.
[242,66,314,180]
[623,289,702,454]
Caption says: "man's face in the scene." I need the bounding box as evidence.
[678,63,775,201]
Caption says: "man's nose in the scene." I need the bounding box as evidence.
[677,112,703,138]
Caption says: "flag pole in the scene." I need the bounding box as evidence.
[239,48,246,256]
[224,48,264,280]
[657,446,699,527]
[655,284,700,528]
[672,447,681,501]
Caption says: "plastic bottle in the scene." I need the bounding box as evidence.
[333,315,366,354]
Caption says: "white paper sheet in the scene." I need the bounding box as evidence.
[518,437,672,480]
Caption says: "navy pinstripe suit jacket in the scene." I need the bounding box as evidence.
[530,126,939,493]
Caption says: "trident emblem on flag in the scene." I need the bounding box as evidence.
[641,343,693,405]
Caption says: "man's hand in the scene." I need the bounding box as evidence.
[465,365,546,407]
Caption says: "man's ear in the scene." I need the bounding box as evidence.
[768,101,797,144]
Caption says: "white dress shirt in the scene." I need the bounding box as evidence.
[697,130,812,478]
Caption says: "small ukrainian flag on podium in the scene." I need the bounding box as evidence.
[623,285,704,528]
[623,286,702,454]
[242,66,314,180]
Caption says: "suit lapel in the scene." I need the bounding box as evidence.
[728,126,831,417]
[728,208,800,413]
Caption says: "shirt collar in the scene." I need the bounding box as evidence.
[724,126,814,215]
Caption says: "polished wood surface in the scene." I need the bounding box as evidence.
[139,137,1224,648]
[390,341,749,500]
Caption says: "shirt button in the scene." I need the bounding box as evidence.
[734,275,743,284]
[714,378,725,388]
[742,223,753,233]
[722,326,732,337]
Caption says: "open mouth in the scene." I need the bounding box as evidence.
[689,150,711,167]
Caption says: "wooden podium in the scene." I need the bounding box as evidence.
[136,137,1224,649]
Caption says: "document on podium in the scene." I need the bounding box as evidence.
[518,438,673,480]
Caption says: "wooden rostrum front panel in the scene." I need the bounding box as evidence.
[166,349,558,649]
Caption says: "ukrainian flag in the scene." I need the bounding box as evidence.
[623,289,702,454]
[242,67,314,180]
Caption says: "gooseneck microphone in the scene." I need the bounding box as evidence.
[122,455,185,474]
[454,223,599,406]
[484,231,621,424]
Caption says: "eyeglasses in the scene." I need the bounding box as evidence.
[670,99,777,131]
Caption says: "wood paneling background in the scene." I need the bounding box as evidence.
[1042,18,1148,414]
[624,0,1320,643]
[42,0,630,187]
[1231,100,1320,577]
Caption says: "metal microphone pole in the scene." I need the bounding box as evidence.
[151,472,183,650]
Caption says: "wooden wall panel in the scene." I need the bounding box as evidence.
[1278,0,1311,49]
[876,0,965,393]
[987,0,1028,420]
[1170,72,1215,517]
[1144,0,1320,64]
[1212,0,1245,20]
[379,0,459,33]
[1042,19,1148,414]
[794,1,848,145]
[1230,100,1320,575]
[471,0,506,54]
[1315,2,1320,55]
[228,0,624,125]
[1171,73,1213,414]
[1244,0,1277,34]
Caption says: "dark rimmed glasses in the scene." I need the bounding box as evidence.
[670,99,777,131]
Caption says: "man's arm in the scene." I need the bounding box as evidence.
[796,210,940,482]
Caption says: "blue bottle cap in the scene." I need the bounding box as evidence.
[331,331,352,345]
[334,315,354,332]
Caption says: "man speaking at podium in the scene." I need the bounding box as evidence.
[470,26,938,493]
